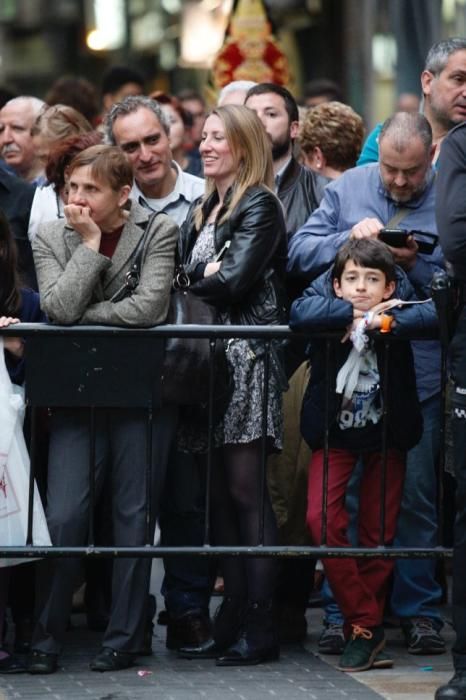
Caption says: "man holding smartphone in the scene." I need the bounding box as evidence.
[288,111,441,292]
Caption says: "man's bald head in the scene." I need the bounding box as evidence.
[378,112,434,203]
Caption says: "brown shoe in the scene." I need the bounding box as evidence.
[166,613,212,651]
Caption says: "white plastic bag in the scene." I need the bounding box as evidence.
[0,338,51,566]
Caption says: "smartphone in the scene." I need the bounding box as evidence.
[379,228,438,254]
[410,230,438,255]
[379,228,410,248]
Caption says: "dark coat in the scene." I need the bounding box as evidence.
[6,288,45,385]
[436,122,466,280]
[276,157,329,240]
[0,168,36,289]
[179,185,288,325]
[290,267,438,452]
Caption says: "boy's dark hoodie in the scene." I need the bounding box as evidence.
[290,266,438,453]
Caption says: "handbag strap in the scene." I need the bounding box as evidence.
[385,207,411,229]
[110,210,161,302]
[130,210,160,277]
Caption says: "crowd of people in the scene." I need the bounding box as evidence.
[1,37,466,700]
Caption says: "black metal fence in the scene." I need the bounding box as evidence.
[0,323,450,561]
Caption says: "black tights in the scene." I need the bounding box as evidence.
[210,440,278,602]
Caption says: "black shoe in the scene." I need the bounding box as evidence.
[0,651,26,674]
[89,647,134,672]
[178,596,244,659]
[436,671,466,699]
[216,636,280,666]
[179,637,224,660]
[401,617,446,655]
[166,612,212,651]
[215,600,280,667]
[27,650,58,675]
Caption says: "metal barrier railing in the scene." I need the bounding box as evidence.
[0,322,450,560]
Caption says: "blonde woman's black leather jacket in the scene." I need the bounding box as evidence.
[178,185,288,325]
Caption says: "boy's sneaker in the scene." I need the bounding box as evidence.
[338,624,385,672]
[372,649,394,669]
[401,617,446,655]
[318,623,345,655]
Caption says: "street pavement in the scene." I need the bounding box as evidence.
[0,603,455,700]
[0,558,455,700]
[0,617,384,700]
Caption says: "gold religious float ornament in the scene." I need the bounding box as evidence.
[211,0,290,89]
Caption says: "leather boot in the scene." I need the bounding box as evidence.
[178,596,245,659]
[216,600,280,666]
[436,671,466,699]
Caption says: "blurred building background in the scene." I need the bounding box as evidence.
[0,0,465,128]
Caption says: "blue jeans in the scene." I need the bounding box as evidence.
[323,395,443,626]
[390,393,443,625]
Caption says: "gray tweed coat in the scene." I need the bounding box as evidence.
[32,200,178,327]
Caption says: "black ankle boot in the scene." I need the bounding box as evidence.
[216,600,280,666]
[436,671,466,699]
[178,596,245,659]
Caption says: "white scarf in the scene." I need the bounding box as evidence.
[336,312,373,400]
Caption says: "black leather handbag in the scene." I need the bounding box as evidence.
[162,273,233,413]
[111,227,232,411]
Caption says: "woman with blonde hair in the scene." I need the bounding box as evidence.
[31,104,93,170]
[177,105,287,666]
[28,107,95,243]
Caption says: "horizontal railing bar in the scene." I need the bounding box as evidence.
[0,546,452,558]
[0,323,438,341]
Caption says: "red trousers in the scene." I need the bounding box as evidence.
[307,448,406,632]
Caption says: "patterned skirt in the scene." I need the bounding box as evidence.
[177,337,283,454]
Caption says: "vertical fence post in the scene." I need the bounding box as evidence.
[26,406,37,546]
[320,339,332,547]
[88,407,96,547]
[145,403,154,545]
[203,338,217,546]
[379,338,390,546]
[259,341,271,546]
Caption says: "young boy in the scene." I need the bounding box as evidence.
[289,238,437,673]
